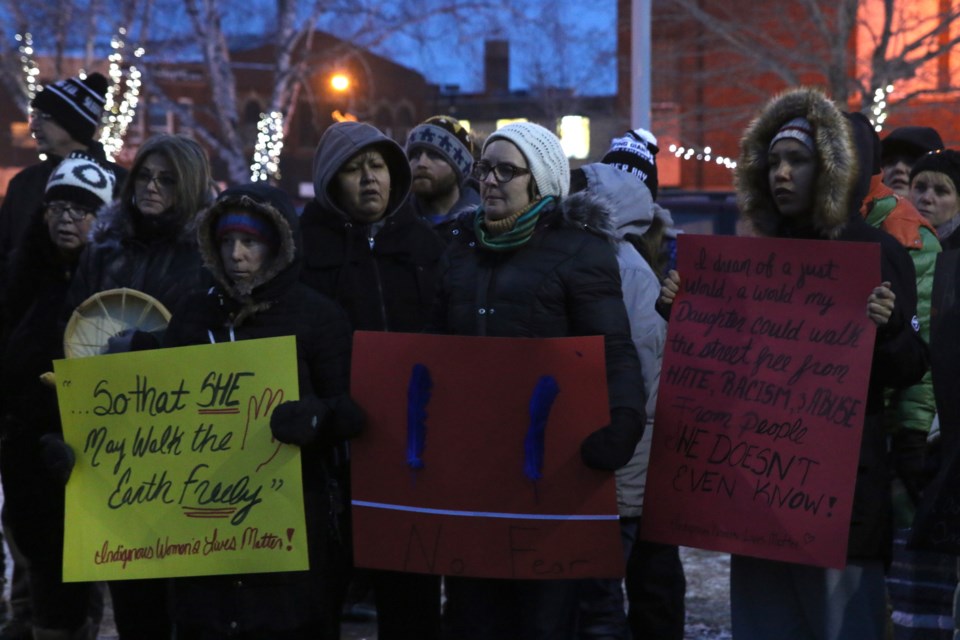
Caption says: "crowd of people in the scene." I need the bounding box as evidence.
[0,67,958,640]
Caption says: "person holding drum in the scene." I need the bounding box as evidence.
[53,134,214,640]
[0,153,115,640]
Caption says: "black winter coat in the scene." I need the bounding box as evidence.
[65,200,203,320]
[163,184,355,636]
[431,195,646,418]
[300,199,444,332]
[737,88,929,561]
[0,144,126,309]
[0,205,81,563]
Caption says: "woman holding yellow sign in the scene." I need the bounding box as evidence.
[162,183,363,639]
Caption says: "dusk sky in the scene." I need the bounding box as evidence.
[315,1,618,96]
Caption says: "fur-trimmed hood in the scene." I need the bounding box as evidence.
[555,190,617,242]
[578,163,657,239]
[195,184,300,323]
[736,87,858,239]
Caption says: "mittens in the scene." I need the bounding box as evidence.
[39,433,76,485]
[580,407,644,471]
[270,395,366,446]
[105,329,159,354]
[270,397,329,446]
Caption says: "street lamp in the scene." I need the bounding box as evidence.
[330,73,350,93]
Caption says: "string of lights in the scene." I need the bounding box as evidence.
[868,84,894,133]
[250,111,284,182]
[16,33,40,101]
[668,143,737,169]
[99,28,144,162]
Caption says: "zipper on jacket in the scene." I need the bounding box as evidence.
[475,264,493,336]
[365,232,390,331]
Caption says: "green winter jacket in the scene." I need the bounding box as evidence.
[864,188,940,435]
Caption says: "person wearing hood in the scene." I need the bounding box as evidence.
[0,153,115,640]
[51,133,214,640]
[405,115,480,240]
[432,121,646,640]
[571,151,685,640]
[659,87,928,639]
[161,183,361,638]
[300,122,446,637]
[300,121,445,333]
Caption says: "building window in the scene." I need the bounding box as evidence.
[559,115,590,160]
[147,97,172,134]
[176,97,194,135]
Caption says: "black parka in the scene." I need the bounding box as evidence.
[300,121,445,332]
[431,193,647,419]
[736,87,929,560]
[162,183,355,636]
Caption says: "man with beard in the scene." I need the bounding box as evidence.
[405,115,479,240]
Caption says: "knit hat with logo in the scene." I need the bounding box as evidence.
[602,128,660,199]
[31,72,109,145]
[44,151,115,210]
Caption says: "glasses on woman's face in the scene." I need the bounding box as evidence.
[46,201,95,221]
[472,160,531,184]
[134,171,177,190]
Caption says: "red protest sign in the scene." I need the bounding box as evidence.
[641,235,879,569]
[349,331,623,580]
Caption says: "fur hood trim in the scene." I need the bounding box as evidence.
[196,192,297,301]
[735,87,857,239]
[556,190,617,244]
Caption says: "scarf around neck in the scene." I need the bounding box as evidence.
[474,196,554,251]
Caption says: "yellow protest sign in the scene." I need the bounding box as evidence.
[54,336,307,582]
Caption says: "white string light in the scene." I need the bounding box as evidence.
[668,143,738,169]
[869,84,894,133]
[99,28,144,162]
[16,33,40,100]
[250,111,284,182]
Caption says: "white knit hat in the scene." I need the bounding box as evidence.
[483,122,570,198]
[45,151,115,210]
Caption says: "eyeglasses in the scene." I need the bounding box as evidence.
[46,202,95,221]
[472,161,531,183]
[135,171,177,190]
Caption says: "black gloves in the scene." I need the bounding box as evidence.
[104,329,159,354]
[39,433,75,485]
[270,395,365,446]
[893,428,929,505]
[580,407,644,471]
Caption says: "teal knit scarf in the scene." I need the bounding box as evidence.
[474,196,554,251]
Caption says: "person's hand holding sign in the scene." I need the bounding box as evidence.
[656,269,681,320]
[867,281,896,327]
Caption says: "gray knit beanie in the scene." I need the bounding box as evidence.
[483,122,570,198]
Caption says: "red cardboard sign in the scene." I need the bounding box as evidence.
[349,332,623,580]
[641,235,879,569]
